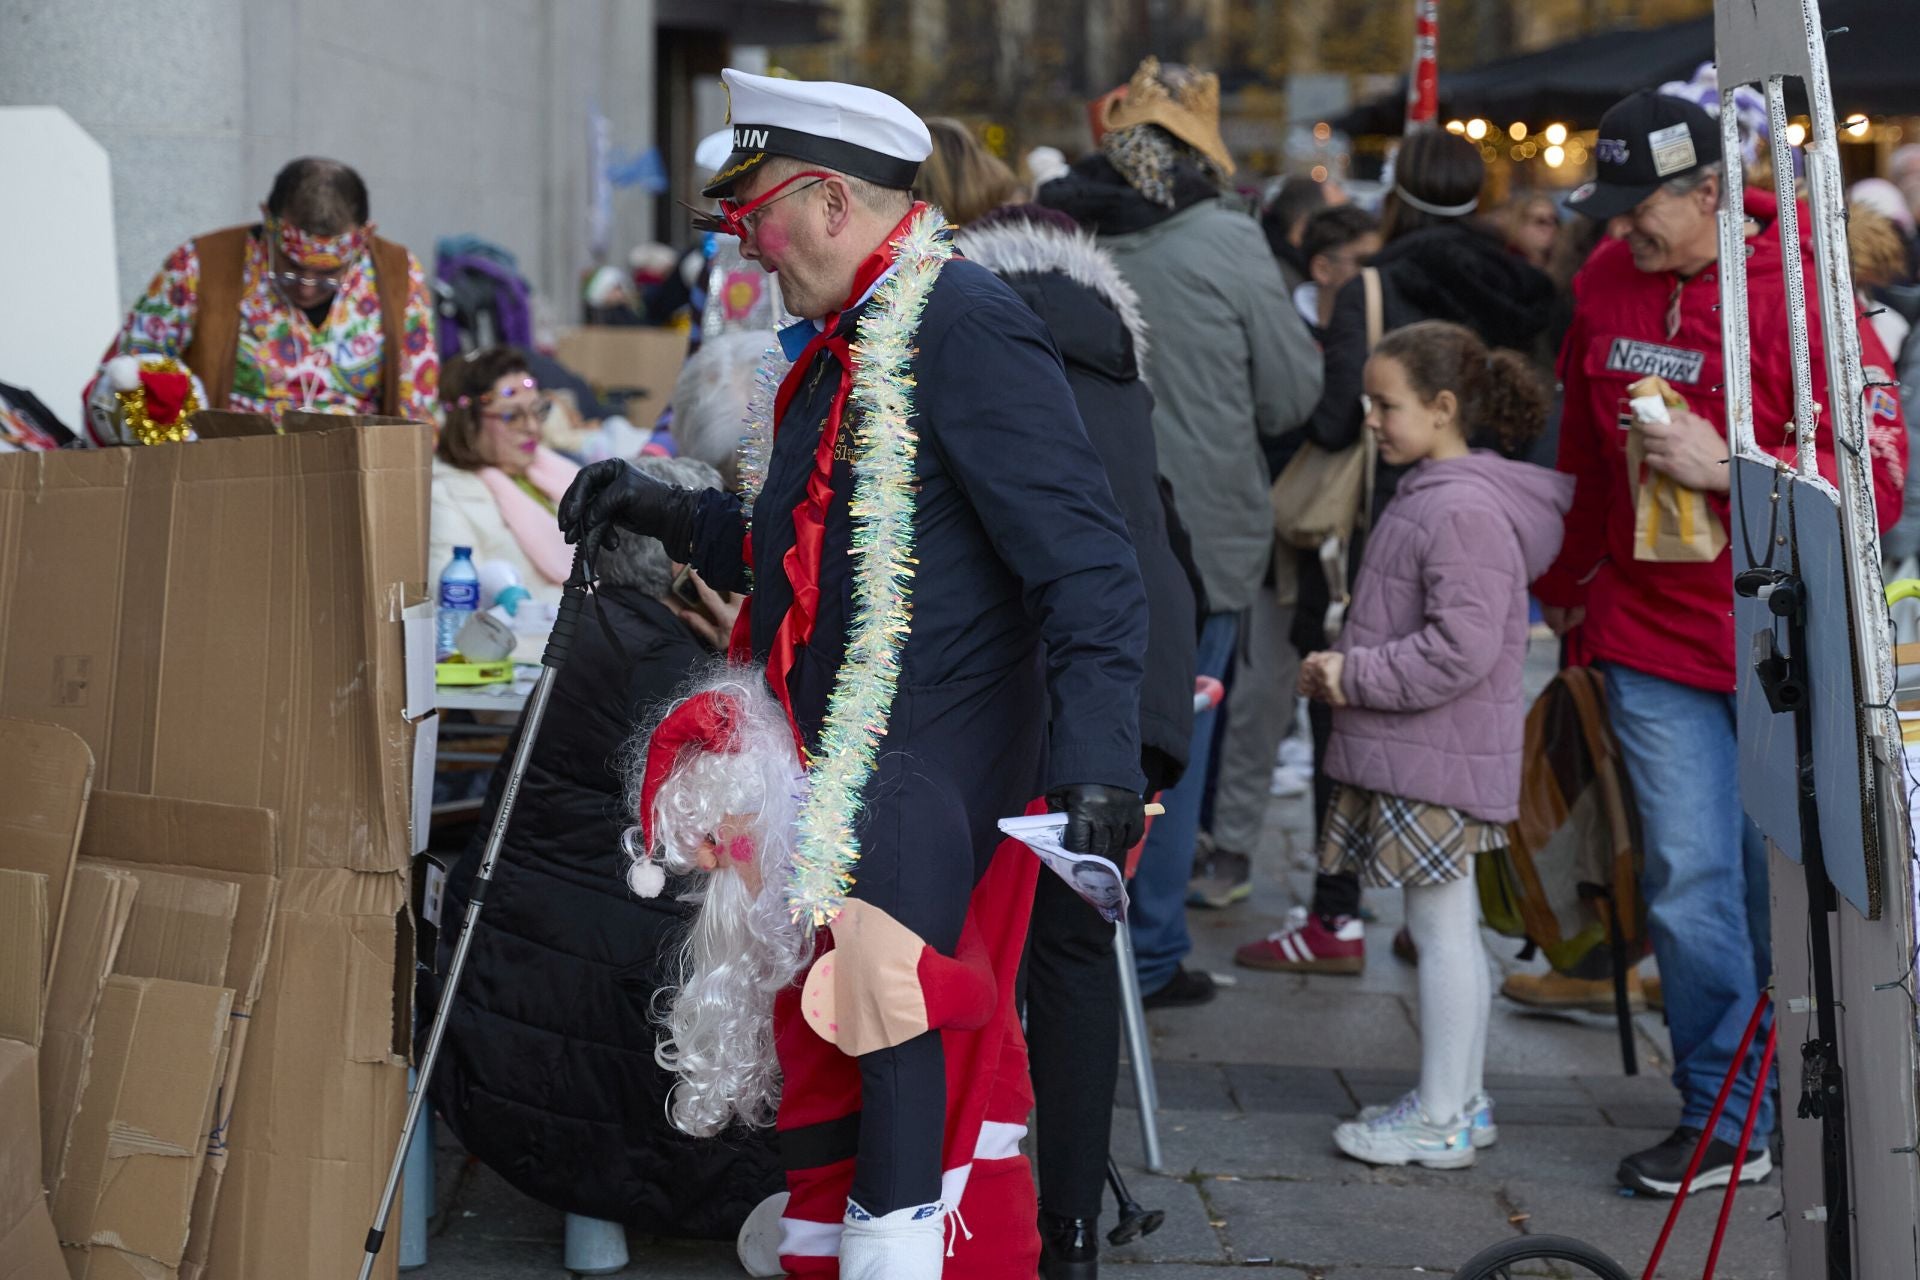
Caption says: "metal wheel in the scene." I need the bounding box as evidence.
[1451,1235,1631,1280]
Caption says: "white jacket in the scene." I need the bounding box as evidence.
[429,458,568,613]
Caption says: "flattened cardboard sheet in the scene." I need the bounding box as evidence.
[37,867,135,1190]
[111,870,237,991]
[50,976,233,1267]
[0,1039,65,1280]
[212,869,407,1280]
[74,792,281,1280]
[0,718,94,990]
[0,870,48,1044]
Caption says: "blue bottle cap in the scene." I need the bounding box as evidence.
[454,546,473,558]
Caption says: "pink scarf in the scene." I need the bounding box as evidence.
[475,447,580,586]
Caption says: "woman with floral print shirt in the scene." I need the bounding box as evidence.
[84,157,438,441]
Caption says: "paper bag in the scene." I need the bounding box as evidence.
[1625,376,1728,563]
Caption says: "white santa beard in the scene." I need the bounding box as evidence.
[655,861,810,1137]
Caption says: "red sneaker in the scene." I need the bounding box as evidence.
[1234,907,1365,974]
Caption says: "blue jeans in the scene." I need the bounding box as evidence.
[1602,662,1774,1144]
[1129,612,1238,993]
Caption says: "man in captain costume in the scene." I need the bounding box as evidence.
[559,70,1151,1278]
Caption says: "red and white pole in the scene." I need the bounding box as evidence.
[1405,0,1439,134]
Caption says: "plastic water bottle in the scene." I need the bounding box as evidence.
[435,547,481,659]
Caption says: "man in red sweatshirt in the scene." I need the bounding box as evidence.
[1535,90,1906,1198]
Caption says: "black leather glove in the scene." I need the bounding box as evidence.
[1046,783,1146,860]
[557,459,700,569]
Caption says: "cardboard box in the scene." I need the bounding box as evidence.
[37,866,135,1192]
[0,426,426,1279]
[186,412,274,441]
[553,324,687,403]
[0,719,94,993]
[0,425,429,876]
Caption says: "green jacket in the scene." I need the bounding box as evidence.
[1097,199,1322,613]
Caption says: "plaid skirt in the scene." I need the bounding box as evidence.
[1317,784,1506,888]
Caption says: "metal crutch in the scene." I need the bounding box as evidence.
[1114,917,1164,1173]
[1112,680,1225,1177]
[357,548,596,1280]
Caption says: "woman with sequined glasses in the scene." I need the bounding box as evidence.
[430,347,580,654]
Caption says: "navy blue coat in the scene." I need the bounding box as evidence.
[687,255,1147,946]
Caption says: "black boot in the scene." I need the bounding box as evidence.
[1039,1211,1099,1280]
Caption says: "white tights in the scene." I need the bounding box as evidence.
[1403,875,1490,1125]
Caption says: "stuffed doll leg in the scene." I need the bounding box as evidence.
[800,900,997,1056]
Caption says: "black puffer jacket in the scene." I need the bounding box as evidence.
[427,584,782,1236]
[1289,220,1553,656]
[1304,221,1554,469]
[956,208,1198,792]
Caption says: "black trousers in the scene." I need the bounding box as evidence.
[1294,551,1362,925]
[1024,866,1119,1219]
[1306,699,1362,921]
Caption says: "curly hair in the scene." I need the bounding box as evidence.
[1372,320,1548,455]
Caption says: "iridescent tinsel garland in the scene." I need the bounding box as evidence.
[735,349,785,527]
[737,207,952,925]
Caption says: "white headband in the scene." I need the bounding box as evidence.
[1393,183,1480,218]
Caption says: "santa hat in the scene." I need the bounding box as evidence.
[630,689,748,897]
[100,354,201,445]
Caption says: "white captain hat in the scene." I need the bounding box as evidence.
[701,68,933,199]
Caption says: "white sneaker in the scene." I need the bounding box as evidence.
[1359,1089,1498,1149]
[735,1190,788,1277]
[1334,1091,1475,1169]
[1277,734,1313,769]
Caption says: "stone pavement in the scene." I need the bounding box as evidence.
[413,654,1789,1278]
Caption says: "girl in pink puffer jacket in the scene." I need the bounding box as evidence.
[1298,320,1572,1171]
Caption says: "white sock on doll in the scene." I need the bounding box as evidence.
[1405,875,1491,1124]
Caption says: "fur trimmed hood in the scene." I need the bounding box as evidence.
[955,217,1150,370]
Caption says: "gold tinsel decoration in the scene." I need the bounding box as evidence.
[113,356,200,445]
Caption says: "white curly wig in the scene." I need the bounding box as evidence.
[621,665,810,1137]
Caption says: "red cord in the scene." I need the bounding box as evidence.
[1702,1022,1778,1280]
[1641,992,1771,1280]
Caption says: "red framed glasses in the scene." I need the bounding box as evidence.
[696,170,834,239]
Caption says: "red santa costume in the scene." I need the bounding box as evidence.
[627,671,1045,1279]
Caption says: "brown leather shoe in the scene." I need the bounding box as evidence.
[1500,967,1644,1013]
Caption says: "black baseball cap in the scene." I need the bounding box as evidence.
[1566,90,1723,221]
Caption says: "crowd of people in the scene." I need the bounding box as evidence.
[29,48,1920,1280]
